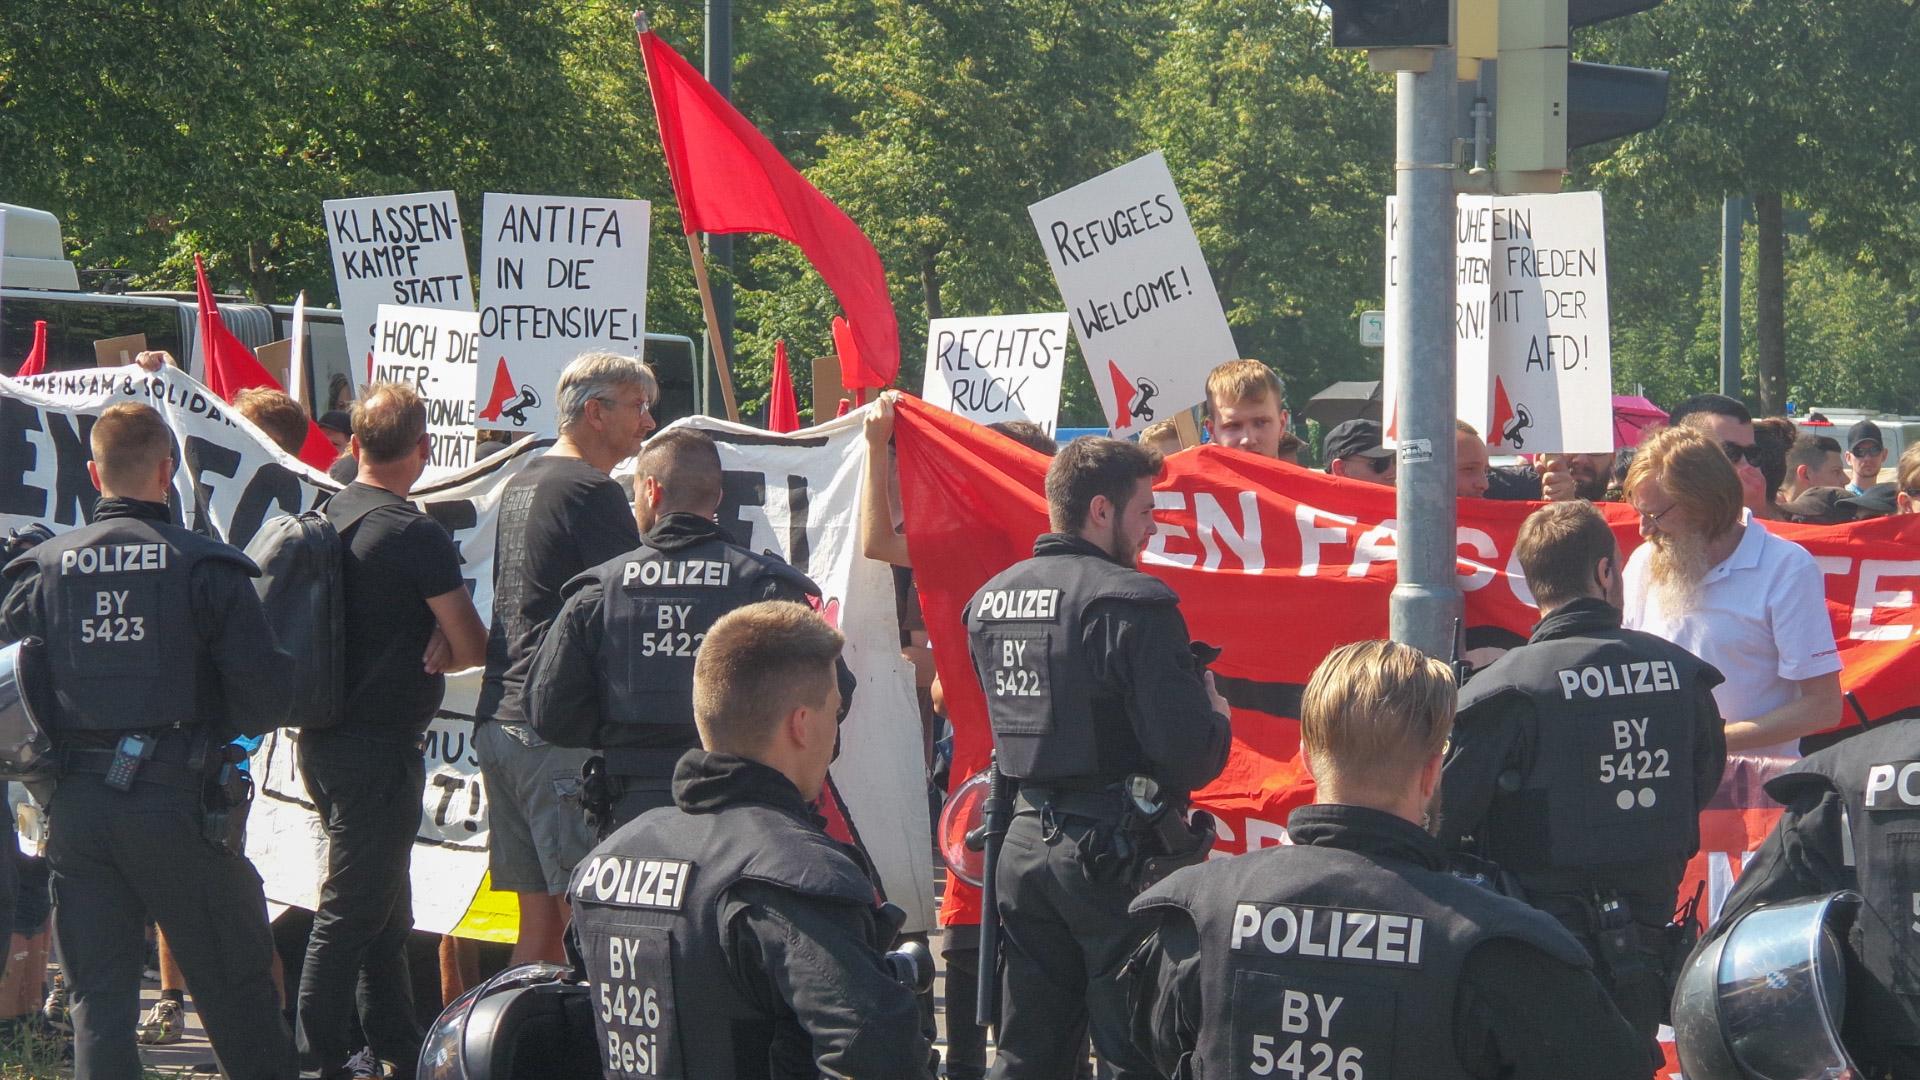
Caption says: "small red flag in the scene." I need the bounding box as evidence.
[194,256,336,471]
[641,28,897,389]
[14,321,48,378]
[768,340,801,433]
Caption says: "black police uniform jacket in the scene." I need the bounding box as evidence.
[527,513,820,771]
[0,498,293,741]
[1706,717,1920,1076]
[1436,597,1726,926]
[964,533,1228,791]
[1127,804,1650,1080]
[567,750,930,1080]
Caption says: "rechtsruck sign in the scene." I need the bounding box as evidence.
[323,192,474,387]
[473,193,650,436]
[1028,152,1237,436]
[920,313,1069,434]
[372,305,481,479]
[1383,192,1613,453]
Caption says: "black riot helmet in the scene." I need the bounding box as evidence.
[1672,891,1863,1080]
[418,964,599,1080]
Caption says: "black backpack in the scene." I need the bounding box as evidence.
[243,500,388,729]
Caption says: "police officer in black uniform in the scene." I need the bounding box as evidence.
[1690,715,1920,1076]
[528,429,822,834]
[0,403,297,1080]
[1128,639,1647,1080]
[965,436,1230,1080]
[567,599,930,1079]
[1434,501,1726,1070]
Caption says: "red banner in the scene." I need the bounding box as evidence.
[896,396,1920,938]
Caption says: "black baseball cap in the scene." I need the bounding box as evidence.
[318,410,353,436]
[1323,419,1392,466]
[1838,482,1899,519]
[1783,486,1853,525]
[1846,419,1884,454]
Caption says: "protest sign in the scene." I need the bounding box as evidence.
[1383,193,1613,453]
[474,193,651,436]
[372,304,481,478]
[0,365,931,937]
[93,334,149,368]
[1028,152,1237,436]
[323,192,474,385]
[920,313,1069,433]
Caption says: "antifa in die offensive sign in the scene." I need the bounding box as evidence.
[324,192,475,389]
[1028,151,1237,436]
[473,194,650,437]
[371,305,481,479]
[920,313,1069,434]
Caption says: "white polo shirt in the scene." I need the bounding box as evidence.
[1623,510,1841,760]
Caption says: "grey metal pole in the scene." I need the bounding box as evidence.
[1719,195,1743,398]
[705,0,736,380]
[1388,49,1460,661]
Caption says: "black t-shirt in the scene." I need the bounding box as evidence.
[477,454,639,724]
[327,481,465,738]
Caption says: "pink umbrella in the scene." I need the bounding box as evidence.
[1613,395,1667,450]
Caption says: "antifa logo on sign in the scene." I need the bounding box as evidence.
[1132,378,1159,423]
[1503,404,1534,450]
[499,385,540,426]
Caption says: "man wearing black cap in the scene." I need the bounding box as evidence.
[1323,419,1396,486]
[1846,419,1888,494]
[317,411,353,457]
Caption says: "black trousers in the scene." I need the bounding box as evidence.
[49,772,295,1080]
[295,734,426,1078]
[988,811,1155,1080]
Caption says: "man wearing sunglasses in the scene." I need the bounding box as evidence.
[1845,419,1888,495]
[1666,394,1773,519]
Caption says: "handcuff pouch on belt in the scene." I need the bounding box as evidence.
[200,741,255,856]
[580,754,613,834]
[1059,775,1217,892]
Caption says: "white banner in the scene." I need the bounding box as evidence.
[372,305,482,480]
[324,192,474,387]
[0,366,931,937]
[1382,192,1613,454]
[921,313,1069,434]
[474,193,651,436]
[1029,151,1237,436]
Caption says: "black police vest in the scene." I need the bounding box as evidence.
[26,515,252,735]
[1462,629,1719,870]
[1775,722,1920,1016]
[592,538,817,766]
[568,801,880,1080]
[1133,840,1591,1080]
[965,550,1175,782]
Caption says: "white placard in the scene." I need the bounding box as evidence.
[1382,192,1612,454]
[1028,152,1237,435]
[474,193,651,436]
[372,305,481,479]
[323,192,474,386]
[920,313,1069,433]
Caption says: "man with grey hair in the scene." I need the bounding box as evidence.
[475,350,657,964]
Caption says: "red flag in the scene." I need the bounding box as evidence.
[194,256,336,471]
[640,29,898,388]
[768,340,801,433]
[14,321,47,378]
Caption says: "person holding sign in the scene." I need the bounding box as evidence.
[1126,641,1647,1080]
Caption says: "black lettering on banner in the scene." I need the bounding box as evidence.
[785,474,811,576]
[1232,970,1395,1080]
[184,435,243,544]
[44,411,98,526]
[0,398,48,519]
[228,463,304,552]
[422,498,481,594]
[716,471,766,555]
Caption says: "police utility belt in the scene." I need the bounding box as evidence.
[60,728,254,854]
[1016,775,1216,892]
[580,748,684,829]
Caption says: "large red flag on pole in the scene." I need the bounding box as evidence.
[768,340,801,433]
[638,24,898,390]
[13,321,47,378]
[194,256,336,471]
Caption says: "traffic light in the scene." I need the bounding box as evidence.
[1495,0,1670,191]
[1325,0,1450,49]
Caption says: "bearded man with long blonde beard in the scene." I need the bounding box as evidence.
[1621,425,1842,760]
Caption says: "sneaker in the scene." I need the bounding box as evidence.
[40,968,69,1034]
[137,998,184,1045]
[336,1047,388,1080]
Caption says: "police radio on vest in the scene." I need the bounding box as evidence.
[1555,660,1679,700]
[60,544,169,574]
[622,559,731,588]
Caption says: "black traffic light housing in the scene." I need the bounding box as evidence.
[1326,0,1450,48]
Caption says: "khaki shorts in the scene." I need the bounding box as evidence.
[474,721,595,894]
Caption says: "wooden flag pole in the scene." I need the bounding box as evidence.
[636,9,740,423]
[686,235,741,422]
